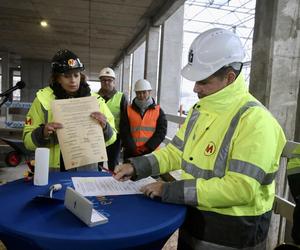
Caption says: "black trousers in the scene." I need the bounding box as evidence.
[99,134,121,171]
[177,206,270,249]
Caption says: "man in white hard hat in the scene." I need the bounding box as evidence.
[114,28,286,249]
[120,79,167,160]
[98,67,128,171]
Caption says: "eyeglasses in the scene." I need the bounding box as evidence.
[100,78,114,83]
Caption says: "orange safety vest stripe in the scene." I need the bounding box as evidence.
[127,105,160,147]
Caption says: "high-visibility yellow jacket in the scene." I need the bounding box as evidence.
[287,150,300,199]
[23,87,116,168]
[131,74,286,248]
[105,91,124,133]
[287,145,300,177]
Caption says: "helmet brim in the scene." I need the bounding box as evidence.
[99,74,115,79]
[181,64,211,82]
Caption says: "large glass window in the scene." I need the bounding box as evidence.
[181,0,256,112]
[12,70,21,101]
[87,80,99,93]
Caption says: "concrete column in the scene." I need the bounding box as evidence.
[122,54,132,100]
[1,52,10,94]
[294,89,300,141]
[249,0,300,248]
[0,53,11,117]
[145,26,160,100]
[131,42,145,101]
[158,6,184,137]
[114,63,122,91]
[21,59,50,102]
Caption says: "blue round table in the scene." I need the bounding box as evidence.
[0,171,186,250]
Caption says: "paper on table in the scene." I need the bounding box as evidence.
[72,176,157,196]
[51,96,107,170]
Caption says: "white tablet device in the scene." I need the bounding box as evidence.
[64,187,108,227]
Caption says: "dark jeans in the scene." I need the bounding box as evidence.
[99,134,121,171]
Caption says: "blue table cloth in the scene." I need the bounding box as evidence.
[0,171,186,250]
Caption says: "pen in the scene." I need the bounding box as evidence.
[100,166,116,176]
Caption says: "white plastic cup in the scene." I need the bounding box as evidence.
[34,148,50,186]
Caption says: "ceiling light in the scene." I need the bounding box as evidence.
[40,20,48,27]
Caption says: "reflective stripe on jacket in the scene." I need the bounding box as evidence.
[287,144,300,201]
[106,91,123,133]
[23,86,116,168]
[127,104,160,147]
[287,145,300,176]
[130,74,286,248]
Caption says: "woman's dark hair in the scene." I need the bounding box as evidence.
[50,72,87,86]
[49,72,91,99]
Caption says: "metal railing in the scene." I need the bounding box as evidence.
[164,113,297,222]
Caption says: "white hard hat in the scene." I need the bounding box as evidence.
[134,79,152,91]
[99,67,116,78]
[181,28,245,81]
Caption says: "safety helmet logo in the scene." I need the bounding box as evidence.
[68,59,76,67]
[204,142,216,156]
[188,49,194,64]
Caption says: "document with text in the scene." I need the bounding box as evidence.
[52,96,107,170]
[72,176,157,196]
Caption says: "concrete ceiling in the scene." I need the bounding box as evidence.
[0,0,184,80]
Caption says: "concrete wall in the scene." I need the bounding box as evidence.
[145,26,161,100]
[0,53,10,94]
[158,6,184,137]
[21,59,50,102]
[131,42,146,102]
[121,54,132,101]
[250,0,300,247]
[114,63,123,91]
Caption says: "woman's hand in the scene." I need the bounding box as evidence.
[91,112,107,129]
[43,122,63,138]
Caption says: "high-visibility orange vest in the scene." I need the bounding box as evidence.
[127,105,160,147]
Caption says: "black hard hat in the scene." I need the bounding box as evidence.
[51,49,84,73]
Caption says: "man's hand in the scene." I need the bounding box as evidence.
[114,163,135,181]
[91,112,107,129]
[43,122,63,138]
[140,182,164,199]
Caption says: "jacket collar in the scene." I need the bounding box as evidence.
[196,74,248,113]
[98,88,117,101]
[132,97,156,112]
[36,87,56,110]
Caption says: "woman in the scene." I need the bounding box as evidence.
[23,49,116,171]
